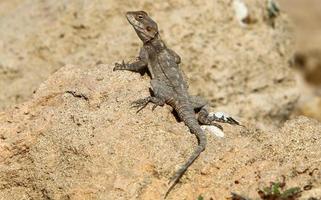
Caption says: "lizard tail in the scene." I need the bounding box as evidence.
[165,107,207,198]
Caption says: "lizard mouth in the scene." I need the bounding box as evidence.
[125,12,136,26]
[125,12,146,33]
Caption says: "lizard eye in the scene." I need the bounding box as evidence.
[137,15,143,19]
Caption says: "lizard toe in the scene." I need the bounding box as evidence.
[130,97,151,112]
[113,60,127,71]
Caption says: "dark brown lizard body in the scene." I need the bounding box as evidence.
[113,11,240,198]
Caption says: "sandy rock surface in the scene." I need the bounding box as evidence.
[0,64,320,200]
[0,0,320,200]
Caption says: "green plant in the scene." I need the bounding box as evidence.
[197,195,204,200]
[258,182,302,200]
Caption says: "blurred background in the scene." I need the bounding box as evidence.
[279,0,321,121]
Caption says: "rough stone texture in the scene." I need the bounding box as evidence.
[0,0,298,127]
[0,64,320,200]
[1,0,320,200]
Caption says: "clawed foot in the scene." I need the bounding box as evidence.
[113,60,127,71]
[209,112,241,126]
[131,96,164,113]
[131,97,151,113]
[199,110,243,128]
[200,111,244,138]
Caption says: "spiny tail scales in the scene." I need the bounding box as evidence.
[165,102,207,198]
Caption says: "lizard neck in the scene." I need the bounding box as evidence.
[145,34,166,52]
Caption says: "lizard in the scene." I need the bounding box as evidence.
[113,11,240,198]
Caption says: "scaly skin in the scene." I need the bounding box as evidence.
[113,11,240,198]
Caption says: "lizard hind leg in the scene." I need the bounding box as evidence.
[190,96,241,126]
[203,110,241,126]
[198,107,242,128]
[189,96,224,129]
[131,96,165,113]
[198,107,224,130]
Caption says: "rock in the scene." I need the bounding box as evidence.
[0,64,320,199]
[1,0,319,199]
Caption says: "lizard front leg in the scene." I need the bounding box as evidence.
[114,47,148,72]
[113,59,147,72]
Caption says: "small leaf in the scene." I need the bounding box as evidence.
[197,195,204,200]
[281,187,301,198]
[263,187,272,195]
[271,182,281,195]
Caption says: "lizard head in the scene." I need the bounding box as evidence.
[126,11,158,43]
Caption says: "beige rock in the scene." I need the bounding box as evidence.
[0,64,320,200]
[0,1,320,200]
